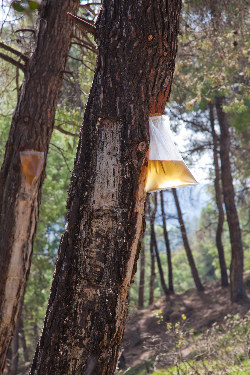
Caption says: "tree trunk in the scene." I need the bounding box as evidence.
[150,193,169,298]
[215,97,246,302]
[209,103,229,287]
[30,2,182,374]
[138,241,145,309]
[19,316,29,364]
[10,315,20,375]
[172,188,204,292]
[149,222,156,306]
[160,191,174,293]
[0,1,80,370]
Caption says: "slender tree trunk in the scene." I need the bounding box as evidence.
[10,315,20,375]
[172,188,204,292]
[215,97,246,302]
[160,191,174,293]
[0,2,80,370]
[149,221,156,306]
[150,193,169,298]
[19,316,29,364]
[138,241,145,309]
[209,103,229,287]
[30,2,182,373]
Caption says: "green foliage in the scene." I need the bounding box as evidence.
[173,0,249,120]
[150,313,250,374]
[12,1,39,13]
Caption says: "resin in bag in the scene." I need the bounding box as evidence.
[145,116,197,193]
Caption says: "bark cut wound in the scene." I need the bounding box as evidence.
[92,119,122,208]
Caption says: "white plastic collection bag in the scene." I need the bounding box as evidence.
[145,115,197,192]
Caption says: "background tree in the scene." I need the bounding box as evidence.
[215,97,246,301]
[0,0,80,371]
[138,238,145,310]
[169,0,249,301]
[172,188,204,292]
[160,190,174,293]
[149,193,170,298]
[209,103,228,287]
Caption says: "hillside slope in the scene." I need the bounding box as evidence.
[118,276,250,373]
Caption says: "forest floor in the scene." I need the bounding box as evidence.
[117,273,250,374]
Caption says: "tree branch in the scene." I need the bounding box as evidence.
[50,143,71,173]
[54,125,79,137]
[15,28,35,35]
[0,52,25,71]
[0,42,29,63]
[67,13,96,39]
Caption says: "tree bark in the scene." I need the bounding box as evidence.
[209,103,229,287]
[150,193,170,298]
[215,97,246,302]
[138,241,145,310]
[172,188,204,292]
[0,1,80,371]
[160,190,174,293]
[30,1,182,374]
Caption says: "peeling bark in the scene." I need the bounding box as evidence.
[30,1,182,374]
[209,103,228,288]
[215,97,246,302]
[0,0,80,371]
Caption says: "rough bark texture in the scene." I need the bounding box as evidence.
[0,1,80,371]
[30,1,182,374]
[215,97,246,302]
[209,103,228,287]
[150,193,169,298]
[172,188,204,292]
[138,241,145,309]
[160,191,174,293]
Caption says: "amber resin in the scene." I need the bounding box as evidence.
[20,151,44,185]
[145,160,197,192]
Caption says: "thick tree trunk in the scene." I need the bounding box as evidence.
[172,188,204,292]
[215,97,246,302]
[209,103,229,287]
[160,191,174,293]
[0,1,79,371]
[150,193,169,298]
[30,1,182,374]
[138,241,145,309]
